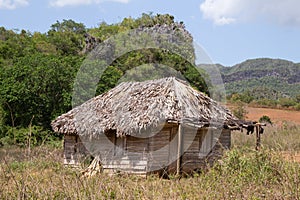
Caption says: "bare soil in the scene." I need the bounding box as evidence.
[245,106,300,125]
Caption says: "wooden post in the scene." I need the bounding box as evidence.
[255,125,261,150]
[176,124,183,176]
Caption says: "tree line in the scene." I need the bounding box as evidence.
[0,13,209,146]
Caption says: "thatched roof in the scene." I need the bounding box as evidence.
[51,77,238,137]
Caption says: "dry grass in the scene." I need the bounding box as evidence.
[232,123,300,151]
[1,124,300,199]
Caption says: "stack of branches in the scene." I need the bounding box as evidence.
[81,156,102,177]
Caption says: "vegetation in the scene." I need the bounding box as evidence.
[0,14,209,146]
[1,13,299,198]
[219,58,300,98]
[217,58,299,107]
[232,101,248,120]
[228,90,300,110]
[259,115,272,125]
[1,124,300,199]
[0,19,86,146]
[201,58,300,110]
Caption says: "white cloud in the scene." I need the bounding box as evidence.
[200,0,300,26]
[0,0,29,9]
[50,0,129,7]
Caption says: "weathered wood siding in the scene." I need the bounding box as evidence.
[206,128,231,167]
[100,125,178,175]
[181,126,205,173]
[63,135,88,165]
[63,123,231,175]
[181,127,231,173]
[148,126,174,173]
[100,131,149,174]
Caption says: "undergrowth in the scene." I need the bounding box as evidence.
[0,125,300,199]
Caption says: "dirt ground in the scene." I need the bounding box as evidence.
[245,107,300,125]
[240,106,300,162]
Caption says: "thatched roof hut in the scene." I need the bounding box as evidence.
[52,77,240,175]
[52,77,238,135]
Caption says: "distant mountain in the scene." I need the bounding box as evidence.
[200,58,300,98]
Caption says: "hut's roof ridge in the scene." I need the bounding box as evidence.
[51,77,237,136]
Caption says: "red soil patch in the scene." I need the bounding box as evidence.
[245,107,300,125]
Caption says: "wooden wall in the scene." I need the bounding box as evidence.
[63,135,88,166]
[96,130,148,175]
[63,124,231,175]
[181,127,231,173]
[99,126,175,175]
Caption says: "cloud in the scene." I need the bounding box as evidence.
[50,0,129,7]
[0,0,29,9]
[200,0,300,26]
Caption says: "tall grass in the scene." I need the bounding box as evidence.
[232,122,300,151]
[1,124,300,199]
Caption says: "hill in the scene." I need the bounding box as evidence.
[213,58,300,98]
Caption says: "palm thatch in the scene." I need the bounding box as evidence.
[51,77,238,137]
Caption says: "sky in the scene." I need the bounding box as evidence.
[1,0,300,66]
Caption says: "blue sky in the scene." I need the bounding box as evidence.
[1,0,300,66]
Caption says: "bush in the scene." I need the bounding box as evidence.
[278,98,297,108]
[254,98,277,107]
[294,103,300,111]
[232,102,248,120]
[0,126,62,147]
[259,115,272,125]
[229,92,254,104]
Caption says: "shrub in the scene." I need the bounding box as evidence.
[259,115,272,125]
[229,92,254,104]
[294,103,300,111]
[232,102,248,120]
[255,98,277,107]
[278,98,297,108]
[0,126,62,147]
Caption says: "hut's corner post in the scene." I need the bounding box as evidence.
[176,123,183,176]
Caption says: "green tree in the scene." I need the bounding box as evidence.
[50,19,86,34]
[0,53,82,128]
[0,15,210,147]
[87,13,209,95]
[295,94,300,103]
[48,20,86,55]
[278,98,296,108]
[232,102,248,120]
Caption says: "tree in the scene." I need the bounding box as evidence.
[296,94,300,103]
[0,53,82,128]
[232,102,248,120]
[278,98,296,108]
[48,20,86,55]
[50,19,86,34]
[0,15,210,146]
[87,14,209,95]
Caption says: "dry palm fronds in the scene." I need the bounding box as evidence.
[51,77,238,137]
[81,157,102,177]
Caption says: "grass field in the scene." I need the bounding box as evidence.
[1,115,300,199]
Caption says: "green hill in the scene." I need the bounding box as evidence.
[216,58,300,98]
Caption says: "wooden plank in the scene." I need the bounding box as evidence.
[177,124,183,175]
[104,165,147,170]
